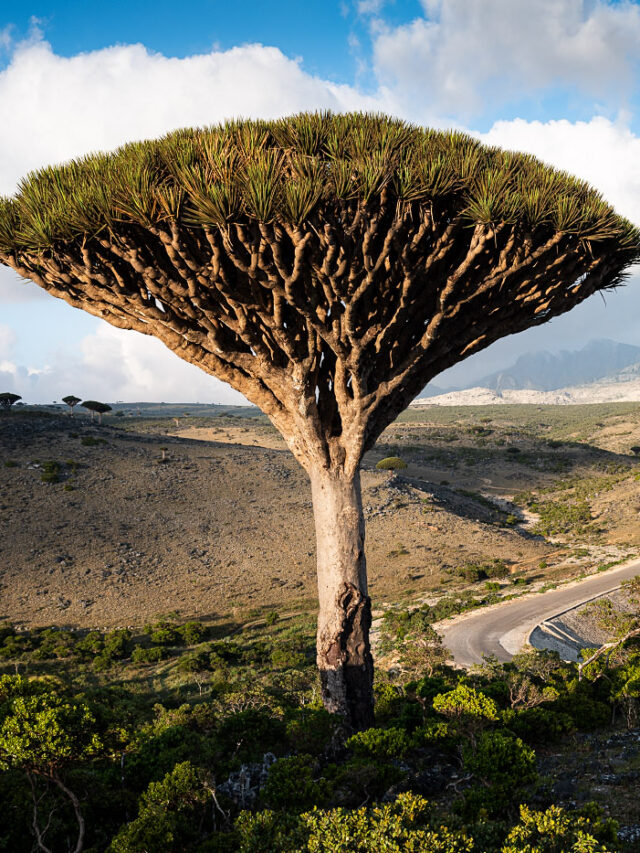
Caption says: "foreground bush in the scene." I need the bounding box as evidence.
[108,762,211,853]
[501,803,618,853]
[0,618,637,851]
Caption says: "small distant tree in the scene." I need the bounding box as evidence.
[0,392,21,410]
[62,395,81,416]
[397,622,448,677]
[81,400,112,424]
[376,456,408,475]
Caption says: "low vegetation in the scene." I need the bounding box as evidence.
[1,609,639,851]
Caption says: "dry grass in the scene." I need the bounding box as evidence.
[1,403,638,629]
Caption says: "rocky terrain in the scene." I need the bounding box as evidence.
[1,401,639,629]
[0,410,553,628]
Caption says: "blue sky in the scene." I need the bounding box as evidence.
[1,1,640,402]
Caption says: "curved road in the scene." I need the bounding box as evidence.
[438,558,640,667]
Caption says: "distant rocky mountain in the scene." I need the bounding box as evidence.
[472,340,640,392]
[418,340,640,398]
[412,379,640,406]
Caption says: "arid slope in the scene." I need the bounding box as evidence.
[0,411,556,627]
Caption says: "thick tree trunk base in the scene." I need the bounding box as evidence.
[318,581,374,730]
[311,470,374,730]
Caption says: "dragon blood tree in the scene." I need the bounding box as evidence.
[0,114,638,727]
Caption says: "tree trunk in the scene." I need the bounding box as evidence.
[310,468,374,730]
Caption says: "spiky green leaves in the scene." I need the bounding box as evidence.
[0,112,638,261]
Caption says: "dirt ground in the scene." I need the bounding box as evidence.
[1,403,638,629]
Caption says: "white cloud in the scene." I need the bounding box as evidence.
[0,322,16,359]
[77,325,246,404]
[0,37,386,197]
[0,27,12,52]
[357,0,386,13]
[12,324,247,404]
[480,115,640,225]
[0,36,390,309]
[372,0,640,116]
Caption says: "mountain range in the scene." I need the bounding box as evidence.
[419,339,640,397]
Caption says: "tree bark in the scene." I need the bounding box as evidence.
[51,771,85,853]
[310,468,374,730]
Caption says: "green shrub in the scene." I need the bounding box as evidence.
[346,726,411,761]
[433,684,498,723]
[376,456,408,471]
[455,561,507,583]
[285,708,338,756]
[80,435,106,446]
[0,673,48,703]
[0,633,34,660]
[324,758,402,807]
[411,720,456,749]
[460,731,537,819]
[144,620,179,645]
[104,629,133,659]
[108,761,210,852]
[3,460,18,468]
[0,623,15,644]
[261,755,330,811]
[230,810,303,852]
[463,730,537,786]
[501,803,617,853]
[177,621,208,645]
[456,563,486,583]
[93,653,115,671]
[176,651,210,673]
[216,709,288,766]
[0,690,102,772]
[40,460,61,483]
[504,707,575,743]
[271,649,307,669]
[531,499,592,537]
[75,631,104,659]
[132,646,167,664]
[301,793,472,852]
[555,695,610,731]
[32,628,76,660]
[92,629,133,669]
[373,682,405,721]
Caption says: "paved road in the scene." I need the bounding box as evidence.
[438,558,640,667]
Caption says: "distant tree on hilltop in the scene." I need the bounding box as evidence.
[62,395,81,416]
[81,400,112,424]
[0,392,21,411]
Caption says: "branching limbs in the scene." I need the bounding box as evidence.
[2,194,634,475]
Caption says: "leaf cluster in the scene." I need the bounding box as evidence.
[1,113,638,260]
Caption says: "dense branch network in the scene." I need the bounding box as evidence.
[0,114,637,474]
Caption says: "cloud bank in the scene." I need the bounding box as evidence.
[371,0,640,117]
[0,323,247,404]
